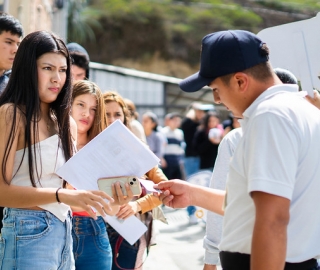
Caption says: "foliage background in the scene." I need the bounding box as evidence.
[68,0,319,78]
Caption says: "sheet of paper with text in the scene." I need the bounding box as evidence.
[57,119,159,190]
[56,119,160,244]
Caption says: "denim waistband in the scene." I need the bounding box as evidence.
[3,207,72,219]
[72,216,106,236]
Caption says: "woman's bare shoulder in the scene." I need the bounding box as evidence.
[0,103,25,130]
[0,103,21,119]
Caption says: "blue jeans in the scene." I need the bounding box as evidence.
[106,224,139,270]
[184,157,200,217]
[187,205,197,216]
[183,156,200,178]
[0,207,74,270]
[72,216,112,270]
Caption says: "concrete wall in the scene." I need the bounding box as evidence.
[4,0,67,40]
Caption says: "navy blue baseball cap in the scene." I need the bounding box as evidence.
[179,30,269,92]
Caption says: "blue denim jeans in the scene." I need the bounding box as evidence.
[187,205,197,216]
[0,207,74,270]
[184,157,200,217]
[106,224,139,270]
[183,156,200,178]
[72,216,112,270]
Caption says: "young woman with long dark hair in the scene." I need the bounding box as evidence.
[0,31,114,269]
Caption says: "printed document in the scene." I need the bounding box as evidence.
[56,120,160,244]
[56,119,159,190]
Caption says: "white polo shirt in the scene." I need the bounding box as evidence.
[219,84,320,262]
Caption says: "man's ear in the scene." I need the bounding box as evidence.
[234,72,249,93]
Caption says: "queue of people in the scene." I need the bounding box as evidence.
[0,12,167,270]
[0,28,123,269]
[2,10,320,270]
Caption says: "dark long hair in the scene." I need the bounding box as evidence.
[0,30,73,186]
[200,111,220,134]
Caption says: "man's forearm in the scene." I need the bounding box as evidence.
[191,186,225,215]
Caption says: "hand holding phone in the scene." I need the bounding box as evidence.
[97,176,142,197]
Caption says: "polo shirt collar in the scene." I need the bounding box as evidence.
[242,84,299,119]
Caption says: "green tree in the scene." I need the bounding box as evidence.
[67,0,102,43]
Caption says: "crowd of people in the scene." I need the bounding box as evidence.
[0,12,168,270]
[2,10,320,270]
[0,11,224,270]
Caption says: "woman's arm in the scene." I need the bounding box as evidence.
[137,166,168,213]
[0,105,114,219]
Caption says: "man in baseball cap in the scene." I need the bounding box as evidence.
[156,30,320,269]
[179,30,269,93]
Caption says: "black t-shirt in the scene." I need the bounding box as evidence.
[192,129,219,170]
[180,117,199,157]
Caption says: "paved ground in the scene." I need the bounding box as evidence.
[143,206,222,270]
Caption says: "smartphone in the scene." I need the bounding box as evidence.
[97,176,142,197]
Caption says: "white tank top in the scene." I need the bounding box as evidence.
[11,135,70,221]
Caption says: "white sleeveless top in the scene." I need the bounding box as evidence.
[11,135,70,221]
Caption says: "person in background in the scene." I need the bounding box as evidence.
[103,91,168,270]
[180,102,209,177]
[273,67,298,85]
[142,111,165,164]
[70,81,131,270]
[0,12,23,231]
[193,111,222,173]
[161,112,185,180]
[203,127,242,270]
[124,97,146,143]
[222,113,241,137]
[180,102,214,224]
[66,42,90,81]
[0,12,23,94]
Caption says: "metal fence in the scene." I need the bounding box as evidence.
[90,62,228,125]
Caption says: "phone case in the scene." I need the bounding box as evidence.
[97,176,142,197]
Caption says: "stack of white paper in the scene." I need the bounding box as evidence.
[56,120,160,245]
[56,119,160,190]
